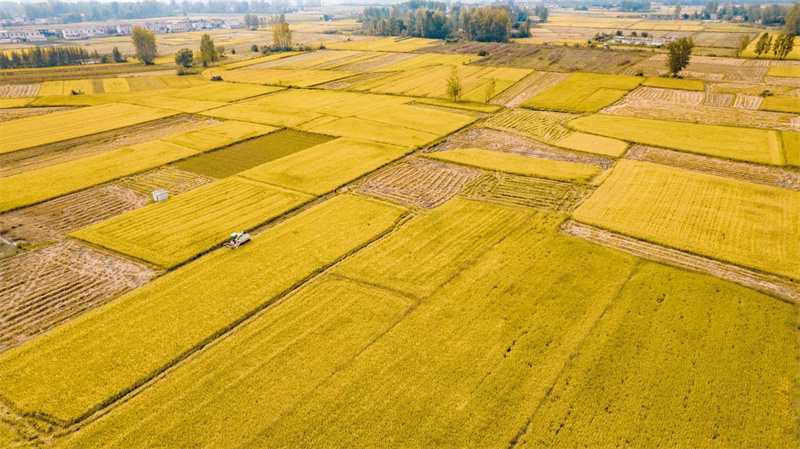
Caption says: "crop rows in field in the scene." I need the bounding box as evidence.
[765,76,800,87]
[434,128,615,169]
[522,72,643,112]
[603,99,800,131]
[0,185,149,244]
[462,172,595,213]
[0,106,76,123]
[0,195,406,426]
[326,37,439,52]
[620,54,770,82]
[484,108,575,142]
[117,167,215,196]
[574,160,800,279]
[692,32,757,48]
[732,94,764,109]
[332,52,418,72]
[0,240,154,353]
[358,159,482,208]
[490,71,569,107]
[562,220,800,302]
[0,115,217,177]
[220,68,357,88]
[0,84,39,98]
[246,50,372,70]
[625,144,800,190]
[315,72,392,90]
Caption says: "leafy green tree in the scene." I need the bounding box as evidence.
[467,6,511,42]
[784,3,800,35]
[446,65,463,102]
[174,48,193,68]
[754,32,772,58]
[665,36,694,76]
[777,33,795,60]
[131,26,157,65]
[737,34,750,56]
[111,46,125,63]
[772,33,785,58]
[484,77,496,103]
[199,33,218,67]
[273,22,293,49]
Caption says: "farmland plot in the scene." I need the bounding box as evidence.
[117,167,214,196]
[219,68,357,87]
[239,138,411,195]
[200,103,321,127]
[0,84,39,98]
[425,148,601,183]
[163,120,277,152]
[516,262,799,449]
[0,115,217,177]
[568,115,784,164]
[305,117,438,147]
[0,195,406,426]
[121,96,227,114]
[332,52,419,72]
[162,83,281,102]
[326,37,439,52]
[761,95,800,113]
[0,185,148,244]
[784,131,799,166]
[0,103,175,154]
[0,106,75,123]
[245,215,643,448]
[522,72,643,112]
[574,160,800,279]
[243,89,411,117]
[0,141,199,212]
[490,71,569,107]
[331,198,532,298]
[58,276,413,449]
[245,50,374,70]
[72,177,313,268]
[0,240,154,353]
[463,172,595,213]
[358,159,482,208]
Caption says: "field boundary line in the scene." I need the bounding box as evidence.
[506,260,643,449]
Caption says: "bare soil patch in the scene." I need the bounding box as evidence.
[0,115,218,176]
[0,240,154,352]
[0,185,149,244]
[562,220,800,302]
[432,128,615,170]
[625,145,800,190]
[359,159,482,208]
[463,172,595,213]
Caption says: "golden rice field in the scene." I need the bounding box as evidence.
[1,26,799,449]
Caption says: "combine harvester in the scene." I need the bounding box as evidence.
[223,232,250,249]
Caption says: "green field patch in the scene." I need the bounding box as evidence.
[239,138,411,195]
[642,77,705,90]
[0,103,175,154]
[568,114,783,165]
[522,72,643,112]
[425,148,601,183]
[163,121,278,152]
[58,276,413,449]
[172,130,335,178]
[0,194,405,426]
[0,140,198,212]
[72,177,313,268]
[162,83,283,102]
[517,262,800,449]
[201,103,322,127]
[760,95,800,113]
[574,160,800,279]
[306,117,438,147]
[332,198,532,298]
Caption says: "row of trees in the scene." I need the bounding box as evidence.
[3,1,298,22]
[173,33,227,69]
[0,45,96,69]
[358,2,547,42]
[753,32,796,59]
[672,2,799,31]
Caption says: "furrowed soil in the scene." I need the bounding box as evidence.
[432,128,615,170]
[0,84,40,98]
[0,115,218,177]
[0,240,154,352]
[117,167,215,196]
[463,172,595,213]
[625,145,800,191]
[561,220,800,302]
[490,71,569,107]
[0,185,149,245]
[358,158,483,208]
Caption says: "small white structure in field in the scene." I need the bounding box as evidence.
[152,189,169,202]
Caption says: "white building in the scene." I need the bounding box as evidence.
[0,29,47,43]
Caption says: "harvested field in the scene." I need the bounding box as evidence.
[219,68,357,88]
[244,50,371,70]
[484,108,575,142]
[620,54,769,82]
[562,220,800,302]
[172,130,334,178]
[0,240,154,353]
[603,99,800,131]
[625,144,800,190]
[0,106,76,123]
[626,86,704,105]
[0,84,39,98]
[0,115,217,177]
[117,167,215,196]
[521,72,643,112]
[0,185,149,244]
[315,72,392,90]
[358,159,482,208]
[433,128,615,169]
[462,172,595,213]
[490,71,568,107]
[704,91,735,107]
[332,52,418,72]
[733,94,764,109]
[326,37,438,52]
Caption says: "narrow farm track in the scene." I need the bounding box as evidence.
[462,172,595,213]
[0,240,154,353]
[561,220,800,302]
[0,185,149,244]
[625,145,800,191]
[0,115,218,176]
[358,159,482,209]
